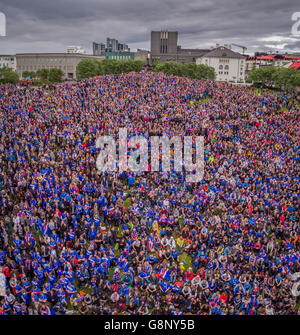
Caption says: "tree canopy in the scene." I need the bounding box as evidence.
[152,61,216,81]
[0,67,19,84]
[76,59,146,79]
[248,66,300,92]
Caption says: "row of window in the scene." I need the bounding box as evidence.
[218,71,244,76]
[0,57,15,62]
[18,65,73,71]
[109,55,132,60]
[219,59,230,63]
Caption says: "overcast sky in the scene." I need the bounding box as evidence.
[0,0,299,55]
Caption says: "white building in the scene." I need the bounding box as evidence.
[196,45,246,83]
[0,55,17,71]
[66,46,86,54]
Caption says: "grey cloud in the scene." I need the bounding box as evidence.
[0,0,299,55]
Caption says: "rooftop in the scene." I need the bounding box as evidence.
[202,46,245,59]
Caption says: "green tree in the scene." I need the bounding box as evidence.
[77,59,146,78]
[76,59,98,79]
[48,68,64,83]
[248,66,275,87]
[152,60,215,81]
[0,67,19,84]
[272,67,296,91]
[36,69,50,80]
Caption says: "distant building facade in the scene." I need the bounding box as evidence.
[92,42,106,56]
[105,51,134,60]
[16,53,104,80]
[106,38,130,52]
[150,30,209,63]
[196,45,246,83]
[0,55,16,71]
[134,49,150,62]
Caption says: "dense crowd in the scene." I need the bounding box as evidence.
[0,72,299,315]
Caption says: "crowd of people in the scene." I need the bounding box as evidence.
[0,71,299,315]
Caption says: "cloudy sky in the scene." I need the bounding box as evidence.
[0,0,299,55]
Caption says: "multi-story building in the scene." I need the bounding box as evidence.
[118,43,130,52]
[150,30,209,63]
[16,53,104,80]
[106,38,130,53]
[196,45,246,83]
[66,46,86,54]
[92,42,106,56]
[0,55,17,71]
[106,38,119,53]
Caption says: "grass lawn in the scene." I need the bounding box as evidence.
[178,252,192,271]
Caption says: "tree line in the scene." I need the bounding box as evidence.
[22,68,64,83]
[247,66,300,92]
[0,67,65,85]
[152,61,216,81]
[76,59,146,79]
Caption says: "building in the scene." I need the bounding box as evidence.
[105,51,134,60]
[66,46,86,54]
[134,49,150,62]
[0,55,17,71]
[118,42,130,52]
[106,38,130,53]
[106,38,119,52]
[196,45,246,83]
[245,54,300,76]
[16,53,104,80]
[92,42,106,56]
[150,30,209,63]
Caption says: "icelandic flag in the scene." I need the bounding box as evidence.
[42,222,51,236]
[163,269,170,281]
[41,306,55,315]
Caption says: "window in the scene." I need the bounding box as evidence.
[219,65,223,70]
[225,65,229,70]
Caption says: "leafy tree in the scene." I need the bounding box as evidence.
[0,67,19,84]
[248,66,300,92]
[152,61,215,81]
[36,69,50,80]
[248,66,275,87]
[48,68,64,83]
[76,59,98,79]
[76,59,146,79]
